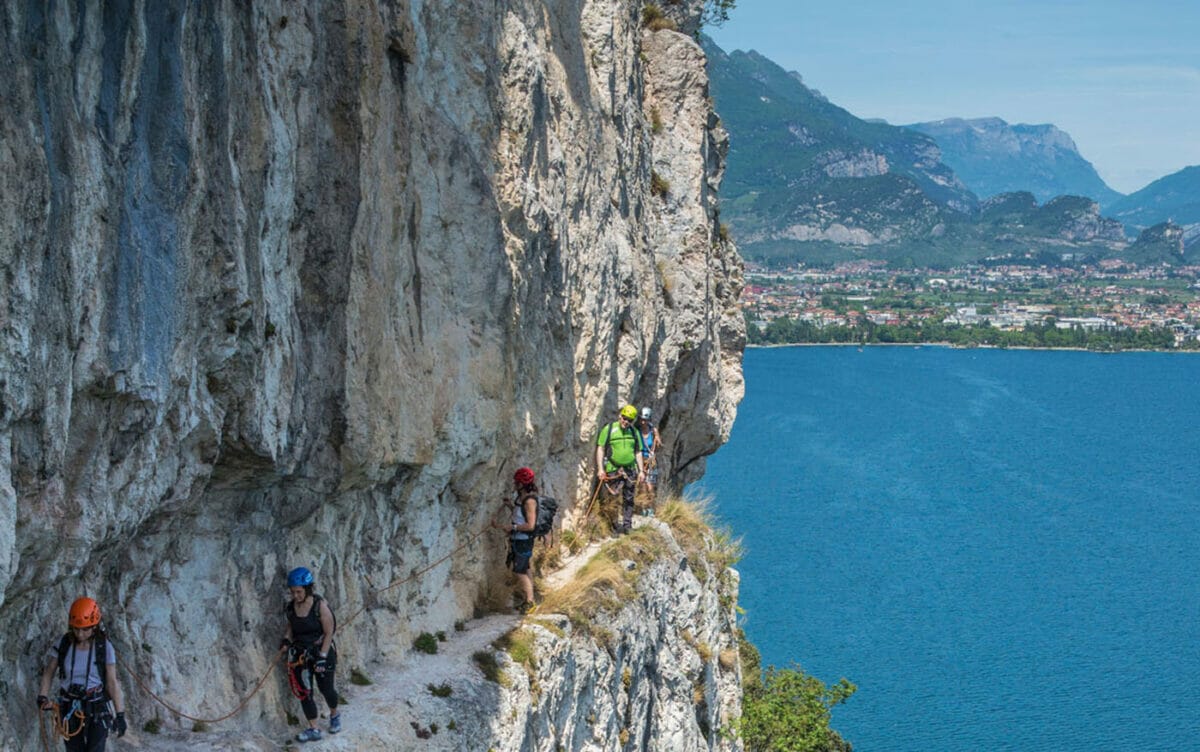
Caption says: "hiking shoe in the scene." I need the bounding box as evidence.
[297,727,322,742]
[329,714,342,734]
[517,600,536,615]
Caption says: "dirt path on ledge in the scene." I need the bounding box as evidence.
[120,522,655,751]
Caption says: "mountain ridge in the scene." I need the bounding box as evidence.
[1106,164,1200,231]
[704,38,1129,267]
[904,117,1124,208]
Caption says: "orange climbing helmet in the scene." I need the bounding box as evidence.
[68,597,101,628]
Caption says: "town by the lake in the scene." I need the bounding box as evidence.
[741,259,1200,350]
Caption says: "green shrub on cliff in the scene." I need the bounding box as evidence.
[737,664,856,752]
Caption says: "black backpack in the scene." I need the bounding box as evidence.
[56,630,112,697]
[525,494,558,541]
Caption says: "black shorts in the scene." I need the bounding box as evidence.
[509,537,534,574]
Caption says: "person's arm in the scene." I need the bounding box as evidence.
[516,495,537,533]
[105,661,124,713]
[105,653,127,737]
[635,430,646,477]
[595,426,608,480]
[317,600,335,658]
[280,615,293,651]
[37,656,57,709]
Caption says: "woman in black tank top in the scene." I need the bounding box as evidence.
[280,567,341,742]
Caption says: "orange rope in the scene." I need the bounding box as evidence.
[339,525,495,630]
[38,707,56,752]
[113,646,285,725]
[115,524,501,725]
[38,700,87,750]
[580,478,605,527]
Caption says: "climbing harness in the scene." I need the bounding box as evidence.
[286,648,313,701]
[37,694,109,752]
[107,523,498,727]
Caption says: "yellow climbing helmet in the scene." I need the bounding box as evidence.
[620,404,638,420]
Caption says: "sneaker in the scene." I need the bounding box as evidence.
[329,714,342,734]
[297,727,322,742]
[517,600,535,615]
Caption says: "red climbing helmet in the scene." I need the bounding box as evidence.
[69,597,101,629]
[513,467,536,486]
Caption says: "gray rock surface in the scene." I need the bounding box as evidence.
[95,518,744,751]
[0,1,744,747]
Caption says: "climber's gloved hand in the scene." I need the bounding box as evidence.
[279,637,291,652]
[314,655,327,674]
[114,712,127,737]
[37,694,51,711]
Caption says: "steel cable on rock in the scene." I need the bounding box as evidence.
[110,524,501,726]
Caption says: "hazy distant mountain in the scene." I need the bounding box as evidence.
[1121,222,1188,265]
[1105,165,1200,231]
[905,118,1124,208]
[703,38,1128,267]
[702,38,975,246]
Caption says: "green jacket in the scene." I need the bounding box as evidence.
[597,421,644,471]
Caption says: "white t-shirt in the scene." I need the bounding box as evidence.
[46,639,116,692]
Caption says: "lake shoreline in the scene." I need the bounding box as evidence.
[746,342,1200,354]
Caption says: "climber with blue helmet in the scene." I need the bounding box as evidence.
[637,406,661,508]
[280,567,341,742]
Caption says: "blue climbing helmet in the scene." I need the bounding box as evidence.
[287,567,314,587]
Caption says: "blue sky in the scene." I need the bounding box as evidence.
[707,0,1200,194]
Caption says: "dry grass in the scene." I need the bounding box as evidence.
[538,526,669,631]
[472,650,509,687]
[531,539,563,576]
[650,171,670,198]
[538,555,631,630]
[641,5,678,31]
[719,648,738,671]
[560,529,585,556]
[495,628,542,701]
[494,628,538,672]
[658,494,743,572]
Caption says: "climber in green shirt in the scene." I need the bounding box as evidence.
[595,404,646,535]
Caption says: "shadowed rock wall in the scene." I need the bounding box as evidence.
[0,0,743,745]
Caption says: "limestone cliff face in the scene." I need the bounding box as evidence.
[0,1,744,747]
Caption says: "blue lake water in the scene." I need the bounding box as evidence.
[694,346,1200,752]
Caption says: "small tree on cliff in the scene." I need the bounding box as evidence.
[737,664,857,752]
[701,0,737,28]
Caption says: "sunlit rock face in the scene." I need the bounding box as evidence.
[0,0,742,746]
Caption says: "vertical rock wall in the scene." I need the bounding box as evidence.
[0,0,743,745]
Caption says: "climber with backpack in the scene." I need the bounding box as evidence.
[37,597,127,752]
[637,406,661,507]
[595,404,646,535]
[280,567,342,742]
[492,467,556,614]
